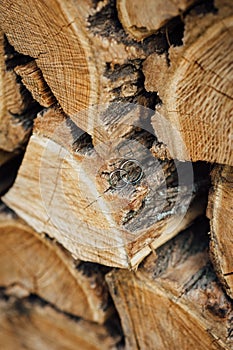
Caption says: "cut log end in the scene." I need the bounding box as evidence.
[0,203,113,324]
[207,165,233,299]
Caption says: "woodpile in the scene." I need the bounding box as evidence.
[0,0,232,349]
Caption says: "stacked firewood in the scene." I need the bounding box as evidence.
[0,0,232,349]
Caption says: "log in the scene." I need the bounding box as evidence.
[0,293,122,350]
[117,0,197,41]
[0,32,42,195]
[0,202,113,324]
[143,0,233,165]
[106,219,233,350]
[0,0,232,348]
[207,165,233,300]
[0,32,38,153]
[0,0,169,141]
[3,106,208,268]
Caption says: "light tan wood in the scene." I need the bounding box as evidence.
[0,1,232,347]
[0,31,32,153]
[0,203,112,323]
[0,295,121,350]
[14,60,56,108]
[117,0,196,41]
[143,0,233,165]
[207,165,233,299]
[106,219,233,350]
[0,0,161,140]
[0,0,95,118]
[3,107,207,268]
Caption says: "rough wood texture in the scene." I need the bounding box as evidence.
[0,294,122,350]
[0,0,163,139]
[143,0,233,165]
[207,165,233,300]
[106,219,233,350]
[0,0,93,117]
[3,107,208,268]
[117,0,196,41]
[0,0,232,348]
[14,60,56,108]
[0,32,42,195]
[0,32,32,153]
[0,203,112,324]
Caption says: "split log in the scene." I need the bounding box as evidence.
[0,32,42,194]
[207,165,233,300]
[0,202,113,324]
[106,218,233,350]
[0,0,170,141]
[143,0,233,165]
[0,32,38,153]
[3,107,208,268]
[0,294,122,350]
[0,0,232,348]
[117,0,197,41]
[1,0,231,160]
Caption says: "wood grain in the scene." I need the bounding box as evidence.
[117,0,196,41]
[207,165,233,299]
[106,219,233,350]
[0,295,121,350]
[143,0,233,165]
[3,107,207,268]
[0,203,112,324]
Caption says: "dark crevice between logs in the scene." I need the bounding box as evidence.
[0,286,125,348]
[140,215,233,330]
[4,35,33,70]
[0,37,44,197]
[4,35,42,127]
[88,0,218,72]
[0,153,24,197]
[103,60,158,145]
[141,216,210,276]
[104,59,159,109]
[184,0,217,17]
[0,288,81,321]
[65,118,94,154]
[88,0,216,51]
[88,0,183,53]
[76,261,112,312]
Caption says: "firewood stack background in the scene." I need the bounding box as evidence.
[0,0,232,349]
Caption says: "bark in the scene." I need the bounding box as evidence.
[207,165,233,300]
[0,202,113,324]
[106,219,233,350]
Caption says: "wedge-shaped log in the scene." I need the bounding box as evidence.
[0,0,185,147]
[0,32,34,153]
[117,0,197,41]
[106,219,233,350]
[0,203,112,323]
[143,0,233,165]
[3,108,207,268]
[207,165,233,300]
